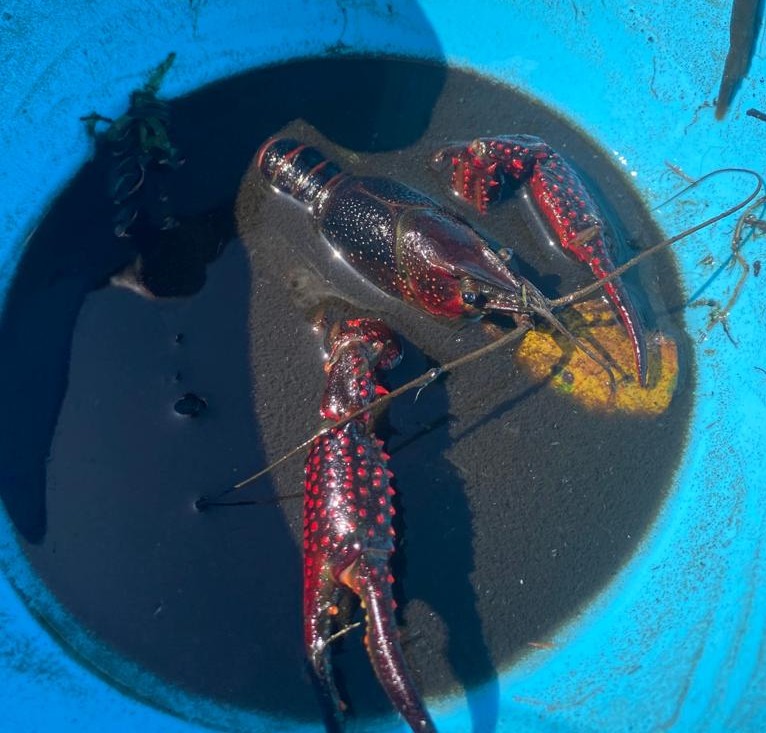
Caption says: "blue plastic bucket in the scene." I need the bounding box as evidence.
[1,2,764,731]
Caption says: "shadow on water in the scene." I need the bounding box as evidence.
[386,342,501,733]
[0,54,447,543]
[0,155,131,543]
[27,241,315,713]
[0,35,502,728]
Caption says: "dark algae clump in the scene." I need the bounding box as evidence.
[0,57,693,726]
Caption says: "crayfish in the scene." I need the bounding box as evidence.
[256,135,642,390]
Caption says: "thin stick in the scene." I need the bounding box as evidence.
[551,167,763,308]
[198,167,762,506]
[703,193,766,333]
[326,621,363,646]
[197,492,303,509]
[195,323,531,508]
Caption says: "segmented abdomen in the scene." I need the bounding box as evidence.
[257,137,345,208]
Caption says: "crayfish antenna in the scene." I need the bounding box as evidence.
[532,306,618,395]
[194,493,301,511]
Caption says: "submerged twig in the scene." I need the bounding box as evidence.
[197,167,762,506]
[198,492,303,509]
[695,192,766,340]
[746,108,766,123]
[744,215,766,232]
[715,0,762,120]
[195,323,531,509]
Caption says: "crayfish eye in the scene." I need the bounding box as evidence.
[460,278,483,310]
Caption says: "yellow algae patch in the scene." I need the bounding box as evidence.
[516,299,678,415]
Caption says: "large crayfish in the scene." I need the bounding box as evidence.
[256,133,647,731]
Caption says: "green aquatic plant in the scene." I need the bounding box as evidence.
[81,52,182,237]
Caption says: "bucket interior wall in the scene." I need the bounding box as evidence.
[1,2,764,732]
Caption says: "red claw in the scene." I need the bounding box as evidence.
[436,135,648,387]
[433,143,498,213]
[304,319,436,732]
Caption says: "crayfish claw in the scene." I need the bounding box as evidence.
[342,554,437,733]
[435,135,649,386]
[305,576,349,725]
[432,142,503,213]
[303,318,436,731]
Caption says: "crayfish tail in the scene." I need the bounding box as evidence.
[256,136,345,208]
[351,554,437,733]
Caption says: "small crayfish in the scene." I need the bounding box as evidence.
[304,317,435,733]
[254,132,654,730]
[257,134,647,388]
